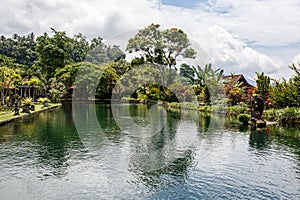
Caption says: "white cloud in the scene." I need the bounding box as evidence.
[189,25,280,78]
[292,53,300,65]
[203,0,300,46]
[0,0,299,79]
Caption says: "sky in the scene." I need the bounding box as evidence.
[1,0,300,81]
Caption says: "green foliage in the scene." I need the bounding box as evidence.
[263,108,278,121]
[270,64,300,108]
[0,60,22,106]
[36,29,73,79]
[55,62,82,88]
[255,72,271,101]
[228,104,248,116]
[134,83,175,102]
[180,63,224,104]
[67,33,90,63]
[71,62,119,100]
[126,24,196,95]
[20,64,45,87]
[38,97,51,103]
[263,107,300,125]
[22,97,33,105]
[279,107,300,124]
[49,78,68,103]
[0,33,38,66]
[127,24,196,68]
[86,37,125,64]
[224,73,250,106]
[169,82,195,102]
[237,113,251,125]
[96,64,119,99]
[168,102,180,108]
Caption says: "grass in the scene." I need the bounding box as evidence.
[0,103,61,123]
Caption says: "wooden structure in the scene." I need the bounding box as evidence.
[222,74,254,88]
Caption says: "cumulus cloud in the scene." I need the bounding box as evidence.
[0,0,298,79]
[292,53,300,65]
[189,25,280,77]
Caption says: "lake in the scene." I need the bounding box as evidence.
[0,104,299,199]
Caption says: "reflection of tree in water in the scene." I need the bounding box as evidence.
[128,108,195,187]
[95,104,122,142]
[249,128,271,149]
[18,105,84,178]
[128,104,152,127]
[198,113,211,132]
[268,126,300,175]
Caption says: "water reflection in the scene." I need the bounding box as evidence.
[0,105,84,179]
[0,104,299,199]
[124,105,227,188]
[127,109,192,186]
[249,128,271,149]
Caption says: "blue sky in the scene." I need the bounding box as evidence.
[161,0,207,8]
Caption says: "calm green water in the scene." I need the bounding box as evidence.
[0,104,299,199]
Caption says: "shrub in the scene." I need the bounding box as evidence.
[38,97,51,107]
[22,98,33,106]
[263,109,278,121]
[280,107,300,124]
[237,113,251,126]
[228,105,247,116]
[168,102,180,108]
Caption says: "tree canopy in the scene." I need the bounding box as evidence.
[127,24,196,68]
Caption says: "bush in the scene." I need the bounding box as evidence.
[279,107,300,124]
[38,97,51,107]
[228,105,247,116]
[237,114,251,126]
[168,102,180,108]
[264,109,278,121]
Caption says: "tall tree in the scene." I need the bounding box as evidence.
[36,28,72,80]
[86,37,125,64]
[127,24,196,69]
[67,33,90,63]
[0,33,38,67]
[126,24,196,93]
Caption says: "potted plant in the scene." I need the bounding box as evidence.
[22,98,33,114]
[38,97,51,107]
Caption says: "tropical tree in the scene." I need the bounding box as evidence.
[36,28,73,79]
[126,24,196,91]
[270,64,300,108]
[180,63,224,104]
[255,72,271,101]
[67,33,90,63]
[0,55,22,106]
[48,78,68,103]
[86,37,125,64]
[127,24,196,69]
[0,33,38,66]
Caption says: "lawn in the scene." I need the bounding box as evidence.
[0,103,62,123]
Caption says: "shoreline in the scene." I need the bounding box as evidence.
[0,103,62,126]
